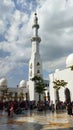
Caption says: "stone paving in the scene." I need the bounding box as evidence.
[0,110,73,130]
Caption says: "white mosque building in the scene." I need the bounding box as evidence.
[49,53,73,104]
[0,13,73,104]
[0,78,28,101]
[0,13,49,102]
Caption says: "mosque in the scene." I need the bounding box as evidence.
[0,78,29,101]
[49,53,73,104]
[0,13,49,102]
[0,13,73,104]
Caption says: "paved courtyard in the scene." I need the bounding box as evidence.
[0,109,73,130]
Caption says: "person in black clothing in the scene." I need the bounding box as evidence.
[66,102,73,116]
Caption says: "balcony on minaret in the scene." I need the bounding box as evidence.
[31,36,41,43]
[32,24,39,29]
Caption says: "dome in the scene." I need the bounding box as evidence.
[19,80,26,88]
[55,69,59,73]
[66,53,73,67]
[0,78,7,87]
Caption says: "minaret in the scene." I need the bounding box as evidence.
[29,13,42,101]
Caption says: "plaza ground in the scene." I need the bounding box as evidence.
[0,109,73,130]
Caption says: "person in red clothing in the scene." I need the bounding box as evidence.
[10,103,14,117]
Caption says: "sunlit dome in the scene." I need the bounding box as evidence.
[55,69,59,72]
[0,78,7,87]
[66,53,73,67]
[19,80,26,88]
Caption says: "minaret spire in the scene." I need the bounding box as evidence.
[33,12,39,29]
[31,13,41,45]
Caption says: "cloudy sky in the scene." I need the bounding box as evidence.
[0,0,73,87]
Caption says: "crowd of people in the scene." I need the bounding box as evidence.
[0,100,29,117]
[0,100,73,117]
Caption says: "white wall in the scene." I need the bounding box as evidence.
[49,68,73,103]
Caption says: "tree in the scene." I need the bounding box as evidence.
[70,65,73,70]
[32,75,46,102]
[53,79,67,103]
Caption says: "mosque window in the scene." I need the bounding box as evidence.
[37,62,40,66]
[37,70,40,73]
[30,71,32,76]
[30,63,32,69]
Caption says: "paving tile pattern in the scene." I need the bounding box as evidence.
[0,110,73,130]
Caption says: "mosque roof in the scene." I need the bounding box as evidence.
[55,69,59,72]
[66,53,73,67]
[19,80,26,88]
[0,78,7,87]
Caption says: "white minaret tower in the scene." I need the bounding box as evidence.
[29,13,42,101]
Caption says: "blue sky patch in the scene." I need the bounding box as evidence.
[0,34,7,42]
[13,0,37,14]
[0,49,10,58]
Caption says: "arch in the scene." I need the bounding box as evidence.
[37,62,40,66]
[30,63,32,69]
[65,88,71,103]
[37,70,40,74]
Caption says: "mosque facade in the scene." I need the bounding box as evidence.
[49,53,73,104]
[0,13,73,104]
[0,78,28,101]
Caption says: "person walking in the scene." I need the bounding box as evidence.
[66,102,73,116]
